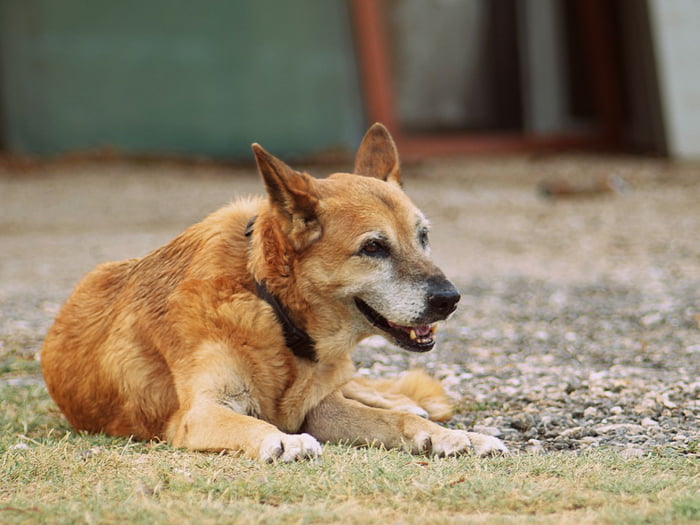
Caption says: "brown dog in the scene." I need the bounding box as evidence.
[41,124,507,461]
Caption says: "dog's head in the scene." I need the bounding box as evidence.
[251,123,459,353]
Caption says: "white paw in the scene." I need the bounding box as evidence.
[465,432,510,457]
[408,431,433,454]
[429,428,473,457]
[429,429,510,457]
[259,432,322,462]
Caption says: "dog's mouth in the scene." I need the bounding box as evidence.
[354,298,437,352]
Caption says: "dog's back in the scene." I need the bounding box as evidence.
[41,199,260,439]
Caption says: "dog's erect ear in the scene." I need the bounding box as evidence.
[252,143,321,250]
[353,123,401,185]
[252,143,319,217]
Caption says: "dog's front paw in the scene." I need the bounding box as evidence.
[465,431,510,457]
[429,429,509,457]
[429,428,473,457]
[260,432,322,462]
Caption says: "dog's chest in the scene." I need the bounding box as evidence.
[262,357,356,433]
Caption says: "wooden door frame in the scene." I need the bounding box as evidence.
[349,0,623,158]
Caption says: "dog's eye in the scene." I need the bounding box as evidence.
[361,239,389,258]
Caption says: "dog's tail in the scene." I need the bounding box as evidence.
[344,369,453,422]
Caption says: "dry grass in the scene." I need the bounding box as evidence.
[1,376,699,525]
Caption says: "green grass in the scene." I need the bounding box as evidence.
[2,378,699,524]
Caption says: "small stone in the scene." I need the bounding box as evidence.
[510,413,535,432]
[685,382,700,394]
[657,392,678,409]
[552,440,573,450]
[633,398,658,415]
[501,385,519,397]
[76,446,104,460]
[640,312,663,328]
[641,417,659,427]
[619,447,645,459]
[558,426,584,439]
[596,423,644,435]
[524,439,546,455]
[583,406,598,418]
[580,436,600,447]
[473,425,502,437]
[610,406,623,415]
[41,301,61,316]
[362,336,386,349]
[534,331,549,341]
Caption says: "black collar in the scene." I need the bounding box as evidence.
[246,217,317,361]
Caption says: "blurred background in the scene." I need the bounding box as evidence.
[1,1,699,462]
[1,0,698,161]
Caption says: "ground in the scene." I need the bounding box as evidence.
[0,153,698,456]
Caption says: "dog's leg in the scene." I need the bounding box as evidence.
[342,370,453,422]
[302,391,508,457]
[341,379,431,419]
[167,403,322,462]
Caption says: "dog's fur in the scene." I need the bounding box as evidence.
[41,124,507,461]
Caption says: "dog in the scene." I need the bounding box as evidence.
[41,123,508,461]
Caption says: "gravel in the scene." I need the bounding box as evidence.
[354,276,699,456]
[1,155,698,456]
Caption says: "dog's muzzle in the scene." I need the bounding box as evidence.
[355,276,460,353]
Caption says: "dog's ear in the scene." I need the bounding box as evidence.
[353,123,401,185]
[252,143,321,250]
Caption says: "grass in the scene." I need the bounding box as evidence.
[2,372,699,524]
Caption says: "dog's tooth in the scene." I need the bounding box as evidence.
[430,324,438,334]
[409,329,417,341]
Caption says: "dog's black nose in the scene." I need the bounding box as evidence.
[427,278,461,317]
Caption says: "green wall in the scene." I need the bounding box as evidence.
[0,1,365,158]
